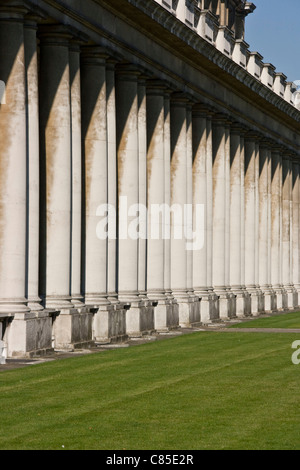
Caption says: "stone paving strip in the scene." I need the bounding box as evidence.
[1,320,300,372]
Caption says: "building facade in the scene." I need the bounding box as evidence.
[0,0,300,360]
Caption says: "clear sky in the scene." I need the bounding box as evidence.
[245,0,300,84]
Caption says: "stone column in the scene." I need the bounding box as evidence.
[69,42,84,308]
[116,64,154,336]
[164,90,178,327]
[212,114,231,319]
[137,76,148,301]
[38,25,73,312]
[24,17,43,312]
[106,58,118,304]
[270,148,284,310]
[282,155,295,309]
[192,105,216,322]
[258,142,273,312]
[146,81,173,331]
[0,4,29,317]
[292,159,300,306]
[229,124,245,317]
[170,94,194,326]
[254,141,264,312]
[225,120,235,317]
[81,47,114,343]
[81,48,110,307]
[244,133,260,315]
[187,102,200,324]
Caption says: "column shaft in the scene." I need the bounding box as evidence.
[69,43,83,308]
[282,156,294,308]
[192,106,216,322]
[0,8,29,314]
[292,161,300,304]
[230,127,244,317]
[258,144,273,312]
[138,77,147,299]
[39,27,73,310]
[271,150,284,310]
[244,135,261,314]
[106,59,118,303]
[81,48,110,307]
[24,18,42,311]
[170,95,194,326]
[212,115,230,319]
[116,66,140,301]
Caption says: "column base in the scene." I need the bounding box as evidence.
[213,288,233,320]
[150,298,179,332]
[246,286,261,316]
[53,308,94,351]
[195,290,219,324]
[6,311,54,358]
[93,302,128,344]
[271,286,286,311]
[283,285,298,310]
[172,291,201,327]
[125,298,156,338]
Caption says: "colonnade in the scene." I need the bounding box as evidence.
[0,2,299,358]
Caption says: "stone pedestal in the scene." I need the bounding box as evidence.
[126,300,155,338]
[7,312,53,358]
[53,308,94,351]
[93,303,128,344]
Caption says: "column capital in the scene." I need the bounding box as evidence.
[80,45,110,65]
[244,130,263,143]
[230,121,247,135]
[282,150,294,161]
[170,91,190,107]
[38,24,74,46]
[192,103,215,118]
[211,112,229,126]
[146,79,167,96]
[115,62,142,80]
[0,0,29,20]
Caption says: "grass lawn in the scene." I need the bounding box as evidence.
[229,311,300,329]
[1,331,300,450]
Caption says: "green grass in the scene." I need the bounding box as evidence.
[229,312,300,329]
[1,331,300,450]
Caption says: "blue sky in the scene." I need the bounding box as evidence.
[245,0,300,83]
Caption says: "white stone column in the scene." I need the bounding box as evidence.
[116,64,154,336]
[106,58,118,304]
[187,102,200,324]
[255,140,264,312]
[146,81,172,331]
[0,4,29,316]
[282,155,295,308]
[69,42,84,308]
[229,125,245,317]
[24,17,42,312]
[192,105,216,322]
[164,90,178,327]
[81,47,110,308]
[212,114,231,319]
[170,94,194,326]
[38,25,73,311]
[225,120,235,316]
[258,142,273,312]
[137,76,148,300]
[292,159,300,305]
[271,148,284,310]
[244,133,260,315]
